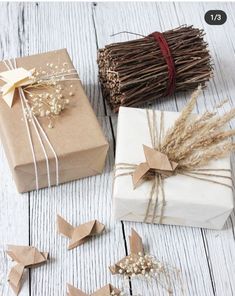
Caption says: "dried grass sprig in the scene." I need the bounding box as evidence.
[179,143,235,170]
[162,86,201,150]
[160,88,235,171]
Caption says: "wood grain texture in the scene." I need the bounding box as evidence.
[0,3,29,296]
[172,3,235,295]
[94,2,235,295]
[24,2,105,116]
[29,117,126,296]
[110,114,214,296]
[0,2,235,296]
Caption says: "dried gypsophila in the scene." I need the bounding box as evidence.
[23,62,78,128]
[113,252,181,296]
[110,229,183,296]
[116,252,168,278]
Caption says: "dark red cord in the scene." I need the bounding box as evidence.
[149,32,176,96]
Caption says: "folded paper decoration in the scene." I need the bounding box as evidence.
[67,283,121,296]
[132,145,178,187]
[57,215,105,250]
[113,106,234,229]
[67,284,87,296]
[0,49,109,192]
[0,67,34,107]
[109,228,179,294]
[110,228,144,275]
[7,245,49,295]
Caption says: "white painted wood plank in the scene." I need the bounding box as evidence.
[94,3,216,295]
[1,2,235,296]
[171,3,235,295]
[112,110,214,296]
[29,117,126,295]
[94,2,235,295]
[24,2,105,116]
[0,3,29,296]
[0,143,29,296]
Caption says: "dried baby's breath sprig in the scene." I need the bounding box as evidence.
[110,229,182,295]
[23,63,78,128]
[115,252,165,279]
[113,252,179,295]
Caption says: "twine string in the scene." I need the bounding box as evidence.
[19,87,51,187]
[33,115,59,186]
[3,59,41,189]
[2,58,63,189]
[114,109,233,224]
[144,109,165,223]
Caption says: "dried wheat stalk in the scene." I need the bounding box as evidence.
[97,26,212,112]
[161,87,235,171]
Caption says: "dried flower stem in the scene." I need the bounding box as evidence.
[22,64,78,128]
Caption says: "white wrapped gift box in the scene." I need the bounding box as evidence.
[113,107,234,229]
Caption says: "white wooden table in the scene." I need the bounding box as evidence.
[0,2,235,296]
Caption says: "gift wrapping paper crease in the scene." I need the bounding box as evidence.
[113,107,234,229]
[0,49,108,192]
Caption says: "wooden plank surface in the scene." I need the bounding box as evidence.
[0,2,235,296]
[0,3,29,296]
[93,2,235,295]
[25,2,106,116]
[29,117,125,296]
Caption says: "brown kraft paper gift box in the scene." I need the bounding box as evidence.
[0,49,109,192]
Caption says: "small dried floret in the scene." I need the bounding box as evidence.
[20,63,80,127]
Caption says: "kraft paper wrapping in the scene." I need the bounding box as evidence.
[113,107,234,229]
[67,284,121,296]
[57,215,105,250]
[0,49,108,192]
[7,245,49,295]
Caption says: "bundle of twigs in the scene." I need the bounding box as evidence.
[97,26,213,112]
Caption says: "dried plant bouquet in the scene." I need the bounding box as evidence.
[161,87,235,174]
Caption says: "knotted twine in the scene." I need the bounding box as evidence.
[114,109,233,224]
